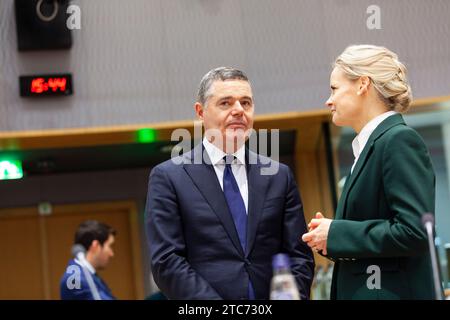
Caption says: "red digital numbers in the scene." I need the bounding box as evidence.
[20,74,72,97]
[31,77,67,94]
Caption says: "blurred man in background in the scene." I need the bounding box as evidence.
[60,220,116,300]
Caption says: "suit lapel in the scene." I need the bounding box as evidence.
[337,141,375,220]
[337,114,406,219]
[245,150,270,257]
[335,173,351,220]
[183,144,245,256]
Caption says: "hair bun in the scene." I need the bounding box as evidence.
[334,44,412,113]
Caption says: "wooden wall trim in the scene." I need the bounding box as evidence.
[1,94,447,152]
[0,96,450,151]
[0,110,330,151]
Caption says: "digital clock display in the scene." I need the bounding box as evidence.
[19,74,73,97]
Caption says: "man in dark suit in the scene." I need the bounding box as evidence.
[146,67,314,300]
[60,220,116,300]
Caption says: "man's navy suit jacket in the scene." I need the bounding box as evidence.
[60,259,115,300]
[146,144,314,299]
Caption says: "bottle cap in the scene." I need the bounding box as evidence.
[272,253,290,270]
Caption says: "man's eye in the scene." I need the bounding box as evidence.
[220,101,230,106]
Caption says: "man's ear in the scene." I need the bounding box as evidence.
[194,102,204,120]
[90,240,100,252]
[358,76,371,94]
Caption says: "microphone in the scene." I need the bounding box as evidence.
[71,244,101,300]
[71,244,86,260]
[421,213,444,300]
[421,213,434,229]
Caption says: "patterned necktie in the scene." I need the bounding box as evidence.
[222,155,255,299]
[223,156,247,250]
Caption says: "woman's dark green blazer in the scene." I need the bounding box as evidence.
[328,113,436,300]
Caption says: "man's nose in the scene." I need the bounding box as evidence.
[325,96,333,107]
[231,101,244,114]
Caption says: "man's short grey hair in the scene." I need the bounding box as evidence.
[197,67,250,107]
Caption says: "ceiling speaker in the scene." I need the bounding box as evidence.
[15,0,72,51]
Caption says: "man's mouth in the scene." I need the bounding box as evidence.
[227,122,246,129]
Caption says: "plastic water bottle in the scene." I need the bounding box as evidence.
[323,263,334,300]
[311,265,324,300]
[270,253,301,300]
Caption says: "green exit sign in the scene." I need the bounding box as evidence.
[0,160,24,180]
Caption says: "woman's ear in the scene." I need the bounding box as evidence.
[358,76,371,94]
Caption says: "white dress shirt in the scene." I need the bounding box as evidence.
[202,137,249,213]
[351,111,397,173]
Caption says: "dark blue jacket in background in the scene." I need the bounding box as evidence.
[60,259,115,300]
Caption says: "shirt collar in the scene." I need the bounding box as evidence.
[352,111,397,159]
[202,137,246,165]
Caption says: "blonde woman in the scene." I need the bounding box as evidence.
[302,45,436,299]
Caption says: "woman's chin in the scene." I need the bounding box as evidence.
[331,114,343,127]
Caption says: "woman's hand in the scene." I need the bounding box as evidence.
[302,212,332,255]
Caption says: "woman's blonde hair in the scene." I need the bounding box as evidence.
[334,44,412,113]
